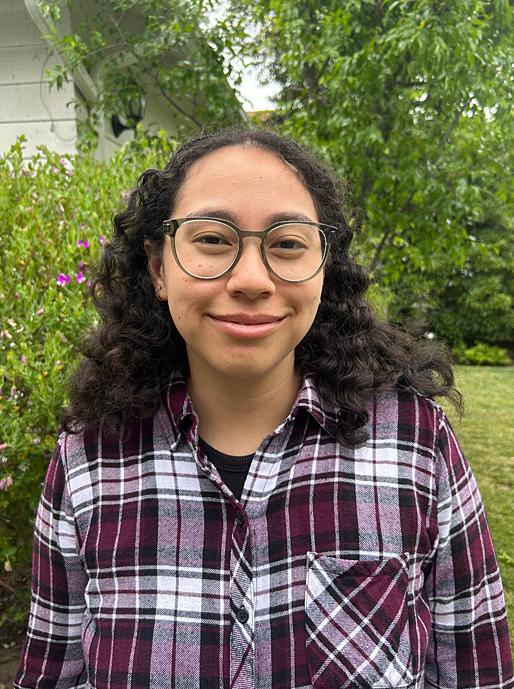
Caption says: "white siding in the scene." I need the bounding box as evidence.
[0,0,77,159]
[100,115,133,160]
[143,93,180,137]
[0,1,232,161]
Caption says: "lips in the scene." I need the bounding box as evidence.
[208,314,287,339]
[212,314,284,325]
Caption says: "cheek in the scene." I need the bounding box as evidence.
[285,285,323,340]
[299,280,323,313]
[165,277,218,328]
[303,285,324,330]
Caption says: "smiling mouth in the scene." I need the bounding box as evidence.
[207,315,287,337]
[211,315,285,325]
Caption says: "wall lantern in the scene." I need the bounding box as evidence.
[111,95,146,137]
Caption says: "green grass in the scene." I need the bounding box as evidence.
[442,366,514,647]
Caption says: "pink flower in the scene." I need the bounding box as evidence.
[77,239,90,249]
[57,273,71,286]
[51,166,59,174]
[76,272,86,284]
[0,475,13,491]
[60,157,73,176]
[20,355,28,364]
[37,307,44,316]
[99,235,106,244]
[0,443,7,451]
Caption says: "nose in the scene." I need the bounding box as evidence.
[225,238,276,298]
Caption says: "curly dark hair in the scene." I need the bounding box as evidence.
[60,125,461,444]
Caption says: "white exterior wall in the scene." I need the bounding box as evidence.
[101,92,180,160]
[0,0,77,159]
[0,1,231,161]
[143,92,180,138]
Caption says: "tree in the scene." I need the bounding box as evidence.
[388,220,514,347]
[230,0,513,283]
[41,0,245,146]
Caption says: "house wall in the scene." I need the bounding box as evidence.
[101,92,181,160]
[0,0,77,160]
[0,1,233,162]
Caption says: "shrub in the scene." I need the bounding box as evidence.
[387,226,514,349]
[452,342,512,366]
[0,133,174,630]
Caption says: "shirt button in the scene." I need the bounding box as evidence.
[236,606,249,624]
[235,513,244,526]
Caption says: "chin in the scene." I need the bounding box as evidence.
[218,350,297,382]
[217,362,272,381]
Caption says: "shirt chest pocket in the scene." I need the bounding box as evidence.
[304,552,415,689]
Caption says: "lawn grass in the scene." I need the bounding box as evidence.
[442,366,514,647]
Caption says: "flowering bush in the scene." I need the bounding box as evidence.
[0,132,174,627]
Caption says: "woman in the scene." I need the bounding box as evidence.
[16,127,512,688]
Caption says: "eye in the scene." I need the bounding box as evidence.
[194,234,232,245]
[271,238,307,250]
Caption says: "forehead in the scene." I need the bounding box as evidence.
[172,145,318,223]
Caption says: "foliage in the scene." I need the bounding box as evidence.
[230,0,514,283]
[0,133,174,620]
[452,342,511,366]
[387,223,513,347]
[366,282,394,321]
[41,0,244,147]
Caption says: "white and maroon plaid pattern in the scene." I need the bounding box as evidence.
[15,374,513,688]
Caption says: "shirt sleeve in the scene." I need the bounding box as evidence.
[14,435,88,688]
[424,410,513,689]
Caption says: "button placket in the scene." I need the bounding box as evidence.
[230,507,255,687]
[235,512,244,526]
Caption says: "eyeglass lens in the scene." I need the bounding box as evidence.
[174,219,326,281]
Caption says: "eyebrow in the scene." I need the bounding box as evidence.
[184,208,316,225]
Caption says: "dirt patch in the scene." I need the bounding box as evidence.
[0,579,27,687]
[0,641,23,688]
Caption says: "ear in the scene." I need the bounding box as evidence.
[144,239,167,299]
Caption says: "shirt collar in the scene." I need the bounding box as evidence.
[160,370,195,435]
[160,371,340,440]
[289,376,340,437]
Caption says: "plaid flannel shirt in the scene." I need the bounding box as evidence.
[15,374,513,688]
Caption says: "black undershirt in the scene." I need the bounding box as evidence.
[199,437,253,501]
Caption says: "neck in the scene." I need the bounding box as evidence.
[187,359,301,455]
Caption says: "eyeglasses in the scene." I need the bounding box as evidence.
[162,217,338,283]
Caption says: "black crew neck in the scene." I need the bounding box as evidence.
[199,437,254,473]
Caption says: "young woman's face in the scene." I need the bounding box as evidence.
[145,145,324,384]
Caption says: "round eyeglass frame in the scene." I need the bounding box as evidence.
[161,217,338,283]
